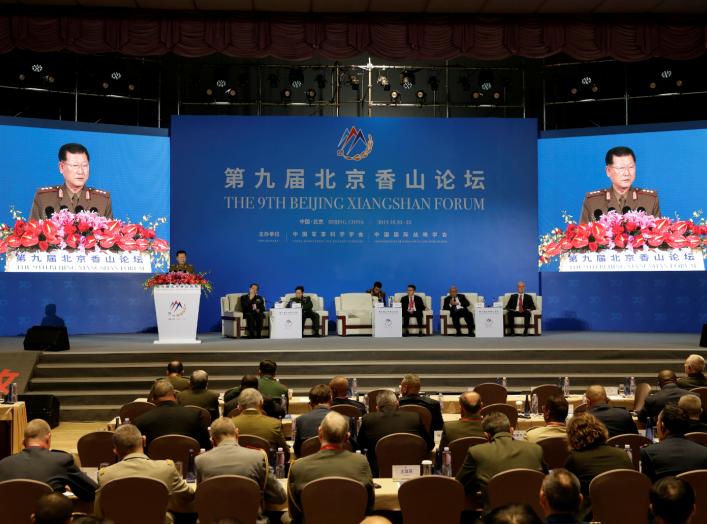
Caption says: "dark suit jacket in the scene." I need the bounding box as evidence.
[504,293,536,311]
[287,296,314,312]
[677,373,707,389]
[0,447,97,501]
[439,417,485,449]
[357,409,433,477]
[240,294,265,314]
[399,395,444,432]
[640,435,707,481]
[294,406,330,457]
[588,403,638,437]
[134,401,212,450]
[638,384,693,422]
[176,388,220,421]
[564,444,632,496]
[443,294,471,311]
[332,397,367,414]
[400,295,426,313]
[688,419,707,433]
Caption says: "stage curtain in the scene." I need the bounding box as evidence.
[0,13,705,61]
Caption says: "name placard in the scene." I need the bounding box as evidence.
[392,465,420,481]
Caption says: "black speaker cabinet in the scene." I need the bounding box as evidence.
[18,394,60,428]
[701,324,707,348]
[23,326,70,351]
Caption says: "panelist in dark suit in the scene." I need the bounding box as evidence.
[240,283,266,339]
[640,404,707,481]
[134,378,212,450]
[637,370,693,423]
[443,285,475,336]
[357,390,433,476]
[294,384,332,457]
[400,284,426,336]
[504,281,536,336]
[585,385,638,437]
[0,419,97,501]
[366,281,386,305]
[398,373,444,433]
[287,286,320,337]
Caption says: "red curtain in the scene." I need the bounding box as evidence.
[0,13,704,61]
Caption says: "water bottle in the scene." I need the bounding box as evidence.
[563,377,571,397]
[9,383,16,403]
[352,378,358,397]
[280,393,289,419]
[388,296,393,307]
[531,394,539,415]
[441,447,452,477]
[123,417,130,426]
[186,449,196,482]
[623,377,630,397]
[275,448,286,479]
[363,393,369,412]
[624,444,633,464]
[523,393,531,417]
[501,377,508,389]
[421,459,433,476]
[495,377,502,385]
[438,392,444,404]
[629,377,636,396]
[645,417,654,442]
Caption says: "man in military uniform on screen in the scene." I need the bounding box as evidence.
[579,146,660,223]
[287,286,320,337]
[169,250,195,274]
[30,143,112,221]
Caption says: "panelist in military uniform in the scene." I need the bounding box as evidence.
[287,285,320,337]
[579,146,660,223]
[169,250,195,274]
[30,143,112,220]
[240,283,266,338]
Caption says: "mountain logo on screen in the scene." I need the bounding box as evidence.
[168,300,187,318]
[337,126,374,161]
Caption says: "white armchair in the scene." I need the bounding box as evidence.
[393,292,434,335]
[439,292,484,335]
[497,292,543,335]
[279,293,329,336]
[335,293,377,336]
[220,292,270,338]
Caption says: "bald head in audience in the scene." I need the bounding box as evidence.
[237,388,264,411]
[23,419,52,450]
[684,354,704,376]
[152,378,177,403]
[190,369,209,390]
[31,492,73,524]
[318,411,350,446]
[329,375,349,399]
[585,385,609,407]
[677,395,701,421]
[376,390,399,412]
[658,370,678,388]
[459,391,483,417]
[400,374,421,396]
[360,517,393,524]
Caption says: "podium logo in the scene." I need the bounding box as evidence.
[168,300,187,319]
[0,368,20,395]
[337,126,374,161]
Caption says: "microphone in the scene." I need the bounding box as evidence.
[89,207,98,213]
[44,206,55,218]
[622,206,631,214]
[593,209,603,220]
[74,205,84,213]
[637,206,646,213]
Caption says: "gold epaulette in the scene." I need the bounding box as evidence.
[36,185,61,194]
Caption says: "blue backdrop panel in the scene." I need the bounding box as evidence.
[171,116,539,332]
[541,272,707,333]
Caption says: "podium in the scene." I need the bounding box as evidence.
[373,306,402,338]
[153,285,202,344]
[270,307,302,339]
[474,305,504,338]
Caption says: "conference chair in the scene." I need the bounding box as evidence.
[589,469,651,524]
[633,383,652,413]
[676,470,707,524]
[473,383,508,405]
[606,434,651,470]
[99,476,169,524]
[335,293,377,336]
[147,434,200,476]
[685,432,707,446]
[279,292,329,336]
[0,479,52,524]
[448,436,487,476]
[331,403,364,418]
[77,430,117,467]
[184,404,212,426]
[498,292,543,335]
[301,477,368,524]
[690,387,707,412]
[393,291,434,335]
[479,403,518,429]
[219,292,271,338]
[399,404,432,434]
[537,436,571,469]
[531,384,563,409]
[439,292,484,335]
[375,433,429,478]
[118,401,154,424]
[238,434,272,453]
[487,469,544,518]
[299,436,353,457]
[365,388,394,413]
[399,476,465,524]
[194,475,261,524]
[574,402,589,414]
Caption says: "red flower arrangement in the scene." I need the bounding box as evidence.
[144,272,213,296]
[539,211,707,266]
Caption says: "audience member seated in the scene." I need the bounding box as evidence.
[439,391,484,449]
[484,504,543,524]
[70,517,106,524]
[398,373,444,432]
[677,354,706,389]
[224,374,260,411]
[455,412,543,498]
[148,360,190,402]
[357,390,433,477]
[539,469,584,524]
[641,404,707,481]
[0,419,97,501]
[258,359,289,400]
[177,369,220,421]
[194,418,285,524]
[134,378,211,450]
[231,388,290,462]
[95,424,194,521]
[563,413,631,514]
[678,394,707,432]
[329,375,367,413]
[650,477,696,524]
[525,395,568,444]
[31,492,74,524]
[287,411,374,524]
[637,370,692,423]
[585,384,638,437]
[294,384,332,457]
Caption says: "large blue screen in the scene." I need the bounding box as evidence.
[171,116,539,332]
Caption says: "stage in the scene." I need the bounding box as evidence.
[1,330,700,421]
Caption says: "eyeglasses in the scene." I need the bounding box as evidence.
[610,164,635,173]
[62,162,89,170]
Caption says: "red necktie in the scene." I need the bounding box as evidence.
[408,297,414,312]
[518,295,524,312]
